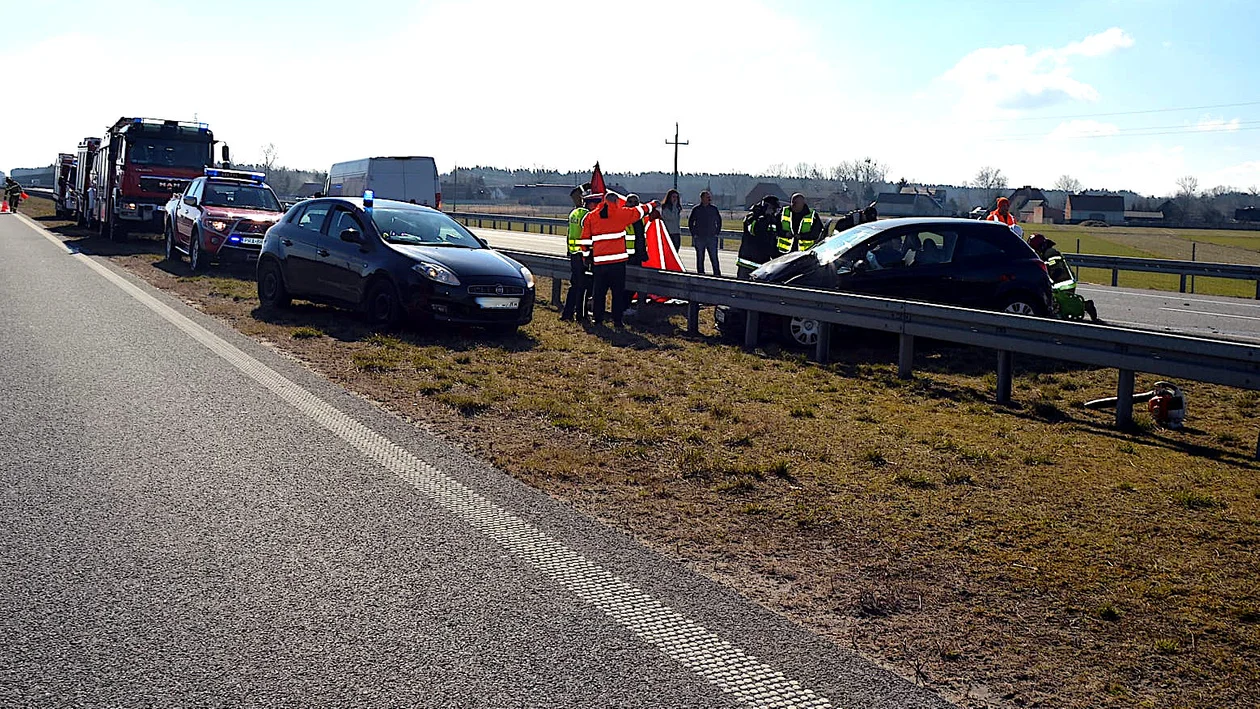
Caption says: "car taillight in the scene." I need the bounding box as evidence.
[435,192,442,209]
[1036,261,1048,274]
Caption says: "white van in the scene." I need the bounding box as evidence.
[325,156,441,208]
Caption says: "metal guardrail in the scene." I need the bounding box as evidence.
[1067,253,1260,298]
[452,211,1260,298]
[506,250,1260,443]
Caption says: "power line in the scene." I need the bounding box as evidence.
[995,118,1260,140]
[977,99,1260,122]
[990,124,1260,143]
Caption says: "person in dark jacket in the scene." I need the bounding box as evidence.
[4,177,23,213]
[687,190,723,276]
[831,203,877,235]
[623,193,649,315]
[737,195,781,279]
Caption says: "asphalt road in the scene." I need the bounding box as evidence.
[472,226,1260,343]
[0,213,950,708]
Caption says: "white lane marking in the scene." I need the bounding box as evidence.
[13,213,835,709]
[1159,307,1260,322]
[1078,286,1260,309]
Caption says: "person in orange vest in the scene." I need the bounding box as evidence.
[580,190,657,327]
[987,196,1017,225]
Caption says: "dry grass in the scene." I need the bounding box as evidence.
[22,195,1260,708]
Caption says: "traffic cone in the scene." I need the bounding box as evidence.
[0,200,9,213]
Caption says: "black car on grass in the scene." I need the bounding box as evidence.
[716,217,1054,347]
[256,197,535,333]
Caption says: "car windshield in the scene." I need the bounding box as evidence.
[811,222,884,265]
[126,139,211,168]
[202,183,282,211]
[371,208,482,248]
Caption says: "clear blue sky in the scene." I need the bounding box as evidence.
[4,0,1258,196]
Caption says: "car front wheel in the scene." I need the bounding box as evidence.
[783,316,821,348]
[1001,294,1045,317]
[164,222,180,262]
[364,278,401,329]
[188,232,207,272]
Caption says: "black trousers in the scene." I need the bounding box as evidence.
[591,261,628,326]
[561,252,589,320]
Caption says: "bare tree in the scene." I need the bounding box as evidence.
[971,166,1008,205]
[1248,185,1259,197]
[1206,185,1235,198]
[260,143,279,174]
[1053,174,1082,194]
[1176,175,1199,197]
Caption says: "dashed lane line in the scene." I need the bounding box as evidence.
[12,213,836,708]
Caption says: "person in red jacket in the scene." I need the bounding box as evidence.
[987,196,1016,225]
[580,191,657,327]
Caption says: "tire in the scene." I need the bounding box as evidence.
[257,259,291,309]
[188,231,207,272]
[781,315,821,348]
[1000,293,1045,317]
[164,221,180,262]
[364,278,402,329]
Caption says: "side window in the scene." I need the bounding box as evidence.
[296,202,331,232]
[957,230,1007,261]
[325,208,365,239]
[907,230,957,266]
[186,178,203,200]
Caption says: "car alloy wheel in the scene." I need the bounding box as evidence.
[189,233,204,272]
[1003,301,1036,316]
[257,261,290,308]
[788,316,820,346]
[165,223,178,261]
[366,280,400,328]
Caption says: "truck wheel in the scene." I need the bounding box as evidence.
[188,232,207,272]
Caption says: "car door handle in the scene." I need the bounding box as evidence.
[281,239,293,246]
[317,249,330,257]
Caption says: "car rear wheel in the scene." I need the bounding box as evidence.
[188,232,207,272]
[365,278,401,329]
[782,316,821,348]
[257,259,291,309]
[164,222,180,262]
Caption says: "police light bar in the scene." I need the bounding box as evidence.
[363,190,374,210]
[204,168,266,183]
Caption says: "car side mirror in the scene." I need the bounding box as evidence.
[340,228,362,244]
[183,195,198,207]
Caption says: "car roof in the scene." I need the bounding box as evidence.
[867,217,1010,230]
[308,197,443,213]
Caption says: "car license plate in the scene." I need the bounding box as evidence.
[239,237,264,246]
[475,297,520,310]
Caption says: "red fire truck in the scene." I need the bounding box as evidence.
[90,117,228,241]
[71,137,101,227]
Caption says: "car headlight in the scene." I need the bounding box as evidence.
[519,266,535,289]
[412,261,461,286]
[205,219,230,233]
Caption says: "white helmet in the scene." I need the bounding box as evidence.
[1010,224,1024,238]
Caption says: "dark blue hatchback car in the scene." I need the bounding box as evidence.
[256,197,535,332]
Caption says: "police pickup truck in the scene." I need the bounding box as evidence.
[164,168,286,271]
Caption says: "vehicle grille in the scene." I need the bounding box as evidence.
[235,221,269,234]
[139,176,190,194]
[468,285,525,296]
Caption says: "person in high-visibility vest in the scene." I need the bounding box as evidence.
[777,192,823,254]
[3,177,24,214]
[561,185,598,321]
[987,196,1017,225]
[580,191,656,327]
[737,195,781,278]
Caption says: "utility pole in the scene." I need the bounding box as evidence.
[665,122,688,190]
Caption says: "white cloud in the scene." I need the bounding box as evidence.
[1195,115,1242,132]
[940,28,1134,113]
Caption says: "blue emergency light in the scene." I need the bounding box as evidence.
[363,190,375,212]
[204,168,266,183]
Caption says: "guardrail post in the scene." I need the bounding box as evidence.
[1254,280,1260,301]
[744,311,759,350]
[687,301,701,335]
[996,351,1013,403]
[551,278,562,309]
[1180,274,1187,293]
[1111,268,1119,287]
[813,322,831,364]
[1116,369,1135,427]
[898,334,914,379]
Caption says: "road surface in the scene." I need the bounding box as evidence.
[0,213,949,707]
[471,226,1260,344]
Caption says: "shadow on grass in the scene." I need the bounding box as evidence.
[36,216,167,258]
[1077,419,1260,469]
